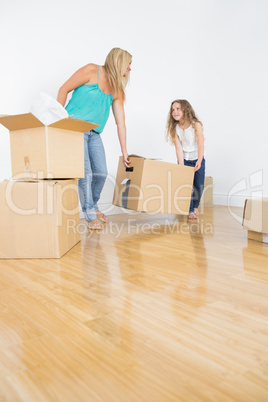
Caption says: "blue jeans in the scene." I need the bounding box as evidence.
[78,131,107,221]
[184,158,205,213]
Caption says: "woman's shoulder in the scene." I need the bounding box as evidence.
[81,63,98,74]
[84,63,97,69]
[112,89,123,102]
[79,63,98,85]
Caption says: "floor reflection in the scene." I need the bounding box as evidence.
[112,213,211,324]
[242,237,268,283]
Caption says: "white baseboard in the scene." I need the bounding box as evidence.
[213,194,247,207]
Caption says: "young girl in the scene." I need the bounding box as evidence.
[166,99,205,220]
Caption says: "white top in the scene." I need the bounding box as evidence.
[176,124,198,161]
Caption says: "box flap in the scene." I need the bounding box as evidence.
[129,154,159,160]
[129,154,145,159]
[0,113,44,130]
[48,118,99,132]
[0,113,100,132]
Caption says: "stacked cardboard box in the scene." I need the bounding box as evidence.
[0,179,80,258]
[0,113,98,258]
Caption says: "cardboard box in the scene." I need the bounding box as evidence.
[199,176,213,207]
[247,230,268,244]
[0,179,81,258]
[0,113,99,179]
[242,198,268,243]
[113,155,194,214]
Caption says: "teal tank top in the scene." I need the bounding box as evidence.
[65,67,113,133]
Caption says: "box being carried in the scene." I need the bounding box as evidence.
[0,113,99,179]
[113,155,194,215]
[0,179,81,258]
[242,198,268,243]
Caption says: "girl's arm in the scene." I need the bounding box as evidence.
[174,134,184,165]
[195,122,204,172]
[57,64,94,107]
[111,94,131,168]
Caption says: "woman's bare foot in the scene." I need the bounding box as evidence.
[96,210,109,223]
[87,219,102,230]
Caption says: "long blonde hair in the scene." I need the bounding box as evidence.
[166,99,202,144]
[104,48,132,100]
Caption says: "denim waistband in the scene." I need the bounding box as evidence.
[85,129,100,135]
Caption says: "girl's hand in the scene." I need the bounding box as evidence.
[194,160,202,172]
[123,153,131,168]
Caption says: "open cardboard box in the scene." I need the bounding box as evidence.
[0,179,81,258]
[242,198,268,243]
[0,113,99,179]
[113,155,194,215]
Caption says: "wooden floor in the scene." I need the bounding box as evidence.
[0,206,268,401]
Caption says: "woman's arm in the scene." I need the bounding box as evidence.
[112,94,131,167]
[174,134,184,165]
[195,122,204,171]
[57,64,95,107]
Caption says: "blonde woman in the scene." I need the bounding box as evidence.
[166,99,205,220]
[57,48,132,229]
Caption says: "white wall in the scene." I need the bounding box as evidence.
[0,0,267,213]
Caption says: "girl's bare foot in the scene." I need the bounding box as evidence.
[188,212,198,220]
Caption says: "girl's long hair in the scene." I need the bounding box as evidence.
[104,48,132,100]
[166,99,202,143]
